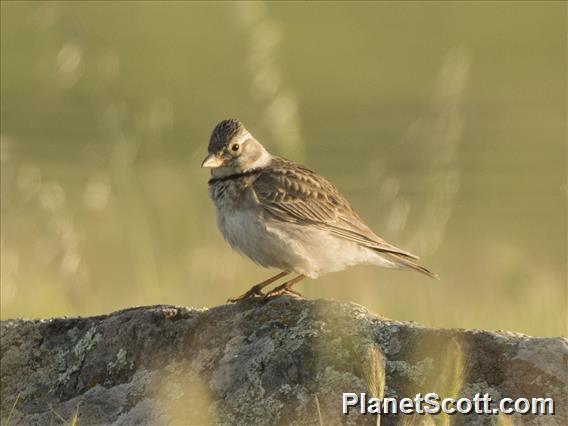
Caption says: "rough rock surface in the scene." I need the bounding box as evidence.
[1,298,566,425]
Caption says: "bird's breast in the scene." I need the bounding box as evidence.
[209,179,245,210]
[209,179,258,248]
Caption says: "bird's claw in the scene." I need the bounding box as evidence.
[262,287,304,300]
[227,286,265,303]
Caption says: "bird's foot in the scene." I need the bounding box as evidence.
[227,285,265,303]
[263,286,304,299]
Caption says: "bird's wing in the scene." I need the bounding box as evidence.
[251,158,419,260]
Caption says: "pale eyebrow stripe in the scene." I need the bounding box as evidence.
[226,135,250,150]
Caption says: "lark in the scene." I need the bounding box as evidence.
[202,119,436,301]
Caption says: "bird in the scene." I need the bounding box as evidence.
[202,119,437,301]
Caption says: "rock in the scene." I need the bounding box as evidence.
[1,298,565,425]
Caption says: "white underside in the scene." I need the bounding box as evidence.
[217,207,400,278]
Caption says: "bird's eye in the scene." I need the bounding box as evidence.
[231,144,240,152]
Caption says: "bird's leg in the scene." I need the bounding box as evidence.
[227,271,290,303]
[263,274,306,299]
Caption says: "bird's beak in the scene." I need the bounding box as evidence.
[201,153,224,168]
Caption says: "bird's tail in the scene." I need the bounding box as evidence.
[383,252,439,279]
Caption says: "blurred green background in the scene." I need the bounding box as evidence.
[1,1,565,337]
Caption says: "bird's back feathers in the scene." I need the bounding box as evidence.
[251,157,429,266]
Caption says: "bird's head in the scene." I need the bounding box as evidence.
[201,119,271,176]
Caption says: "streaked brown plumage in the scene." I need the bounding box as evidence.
[202,119,437,301]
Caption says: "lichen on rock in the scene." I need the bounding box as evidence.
[1,298,566,425]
